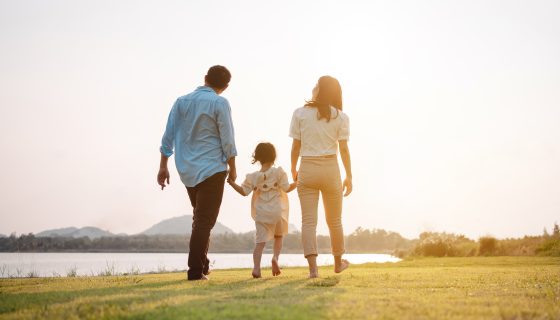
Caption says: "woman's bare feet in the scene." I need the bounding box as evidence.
[334,259,350,273]
[306,255,319,278]
[252,268,262,278]
[271,258,281,276]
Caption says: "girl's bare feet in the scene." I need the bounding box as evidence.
[252,268,262,278]
[308,271,319,278]
[252,242,265,279]
[334,259,350,273]
[271,258,281,276]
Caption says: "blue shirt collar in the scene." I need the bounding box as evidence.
[196,86,216,93]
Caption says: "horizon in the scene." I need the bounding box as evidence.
[1,0,559,240]
[2,214,556,241]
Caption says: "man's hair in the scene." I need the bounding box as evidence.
[205,65,231,89]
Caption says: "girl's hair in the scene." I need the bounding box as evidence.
[252,142,276,165]
[305,75,343,122]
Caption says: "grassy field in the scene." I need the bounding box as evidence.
[0,257,559,319]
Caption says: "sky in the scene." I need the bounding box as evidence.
[0,0,559,240]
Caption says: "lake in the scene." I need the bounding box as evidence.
[0,252,400,278]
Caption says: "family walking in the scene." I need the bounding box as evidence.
[157,65,353,280]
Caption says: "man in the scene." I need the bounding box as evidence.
[157,65,237,280]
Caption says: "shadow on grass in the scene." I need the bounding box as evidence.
[0,269,380,319]
[0,277,193,314]
[0,273,347,319]
[128,277,346,320]
[305,276,341,287]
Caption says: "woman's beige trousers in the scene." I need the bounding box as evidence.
[297,157,345,257]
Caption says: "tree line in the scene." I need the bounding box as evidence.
[410,222,560,257]
[1,223,558,257]
[0,227,412,254]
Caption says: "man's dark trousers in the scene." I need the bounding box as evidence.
[186,171,227,280]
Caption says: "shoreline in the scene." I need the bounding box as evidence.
[0,252,401,279]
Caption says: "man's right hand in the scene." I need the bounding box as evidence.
[226,157,237,184]
[157,167,170,190]
[227,166,237,184]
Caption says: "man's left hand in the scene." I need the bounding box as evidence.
[157,168,170,190]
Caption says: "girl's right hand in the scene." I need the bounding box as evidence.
[291,168,298,181]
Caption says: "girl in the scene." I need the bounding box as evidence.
[229,142,296,278]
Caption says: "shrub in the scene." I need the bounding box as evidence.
[413,232,476,257]
[536,239,560,256]
[478,236,498,256]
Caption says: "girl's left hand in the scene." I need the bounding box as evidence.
[342,177,353,197]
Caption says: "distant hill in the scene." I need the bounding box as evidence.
[0,234,6,238]
[141,215,233,236]
[36,227,114,239]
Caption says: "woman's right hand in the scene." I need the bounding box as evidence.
[291,168,298,181]
[342,177,353,197]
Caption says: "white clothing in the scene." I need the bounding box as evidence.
[255,220,284,244]
[241,166,290,241]
[289,106,350,156]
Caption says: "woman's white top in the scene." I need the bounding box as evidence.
[241,166,290,227]
[289,106,350,156]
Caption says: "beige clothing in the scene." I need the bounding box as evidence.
[297,157,345,257]
[289,106,350,156]
[241,167,290,243]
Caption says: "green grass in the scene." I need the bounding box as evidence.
[0,257,559,319]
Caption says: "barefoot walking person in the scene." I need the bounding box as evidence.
[289,76,353,278]
[157,65,237,281]
[228,143,297,278]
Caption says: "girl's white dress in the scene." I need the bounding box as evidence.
[241,166,290,243]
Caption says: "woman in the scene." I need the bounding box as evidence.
[289,75,353,278]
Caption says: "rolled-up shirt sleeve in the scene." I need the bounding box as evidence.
[216,98,237,160]
[289,110,301,139]
[160,100,179,157]
[338,113,350,141]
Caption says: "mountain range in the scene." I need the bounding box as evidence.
[141,215,233,236]
[33,215,298,239]
[36,227,114,239]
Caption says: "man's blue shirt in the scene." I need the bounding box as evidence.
[160,86,237,187]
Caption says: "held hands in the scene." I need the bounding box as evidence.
[290,168,299,193]
[342,177,353,197]
[286,182,298,193]
[157,167,170,190]
[227,166,237,184]
[291,168,298,182]
[227,173,249,197]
